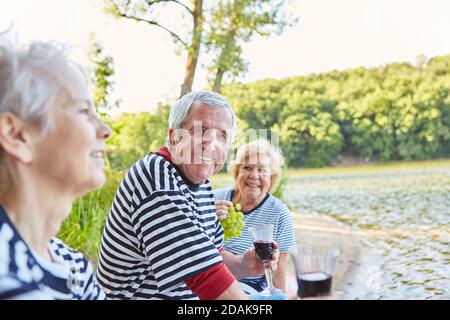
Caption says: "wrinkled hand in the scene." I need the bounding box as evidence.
[241,241,280,277]
[215,200,233,221]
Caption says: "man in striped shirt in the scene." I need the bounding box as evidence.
[97,91,279,300]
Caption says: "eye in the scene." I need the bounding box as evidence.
[219,131,227,141]
[74,100,93,116]
[79,108,90,115]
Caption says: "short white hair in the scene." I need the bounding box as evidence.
[0,32,84,131]
[166,91,237,146]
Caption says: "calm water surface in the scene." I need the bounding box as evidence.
[284,160,450,299]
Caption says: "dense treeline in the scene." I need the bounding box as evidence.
[106,104,170,171]
[223,55,450,167]
[107,55,450,169]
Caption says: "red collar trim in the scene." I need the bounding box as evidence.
[155,146,172,161]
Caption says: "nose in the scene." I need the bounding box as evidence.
[97,119,112,140]
[203,129,218,150]
[248,167,260,179]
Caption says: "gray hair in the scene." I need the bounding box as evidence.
[166,91,237,147]
[0,33,84,132]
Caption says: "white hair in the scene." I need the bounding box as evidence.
[166,91,237,147]
[0,32,84,131]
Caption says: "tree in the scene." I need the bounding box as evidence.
[105,0,203,97]
[221,54,450,166]
[278,93,343,167]
[107,104,170,170]
[222,79,287,129]
[205,0,297,93]
[104,0,298,96]
[88,34,119,116]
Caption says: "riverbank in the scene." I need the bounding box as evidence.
[285,212,373,299]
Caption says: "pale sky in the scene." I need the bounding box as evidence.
[1,0,450,116]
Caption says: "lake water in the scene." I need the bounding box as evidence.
[283,160,450,299]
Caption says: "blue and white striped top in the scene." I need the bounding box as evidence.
[96,152,225,300]
[214,188,296,292]
[0,206,105,300]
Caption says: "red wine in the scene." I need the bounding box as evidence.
[297,272,332,298]
[254,240,274,261]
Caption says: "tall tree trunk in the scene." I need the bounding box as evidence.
[212,67,225,93]
[180,0,203,97]
[211,33,236,94]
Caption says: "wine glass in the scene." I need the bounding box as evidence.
[248,224,283,296]
[291,244,340,299]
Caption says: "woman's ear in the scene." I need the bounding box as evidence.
[0,112,33,163]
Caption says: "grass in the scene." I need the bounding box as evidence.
[57,169,123,265]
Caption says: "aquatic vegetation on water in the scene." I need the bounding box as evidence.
[284,160,450,299]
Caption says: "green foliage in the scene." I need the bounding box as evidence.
[222,54,450,167]
[88,35,119,115]
[271,165,288,202]
[224,79,288,129]
[57,169,123,265]
[107,104,170,170]
[205,0,297,92]
[103,1,298,95]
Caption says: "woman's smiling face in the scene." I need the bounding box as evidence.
[236,154,272,206]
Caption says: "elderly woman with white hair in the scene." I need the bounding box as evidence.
[214,139,296,295]
[0,36,111,299]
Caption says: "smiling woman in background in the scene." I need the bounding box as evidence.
[0,34,111,299]
[214,139,296,295]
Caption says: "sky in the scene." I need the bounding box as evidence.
[1,0,450,116]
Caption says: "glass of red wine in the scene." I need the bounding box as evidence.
[248,224,283,296]
[291,244,340,299]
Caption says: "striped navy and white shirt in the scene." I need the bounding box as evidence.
[214,188,296,293]
[0,206,105,300]
[97,152,225,300]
